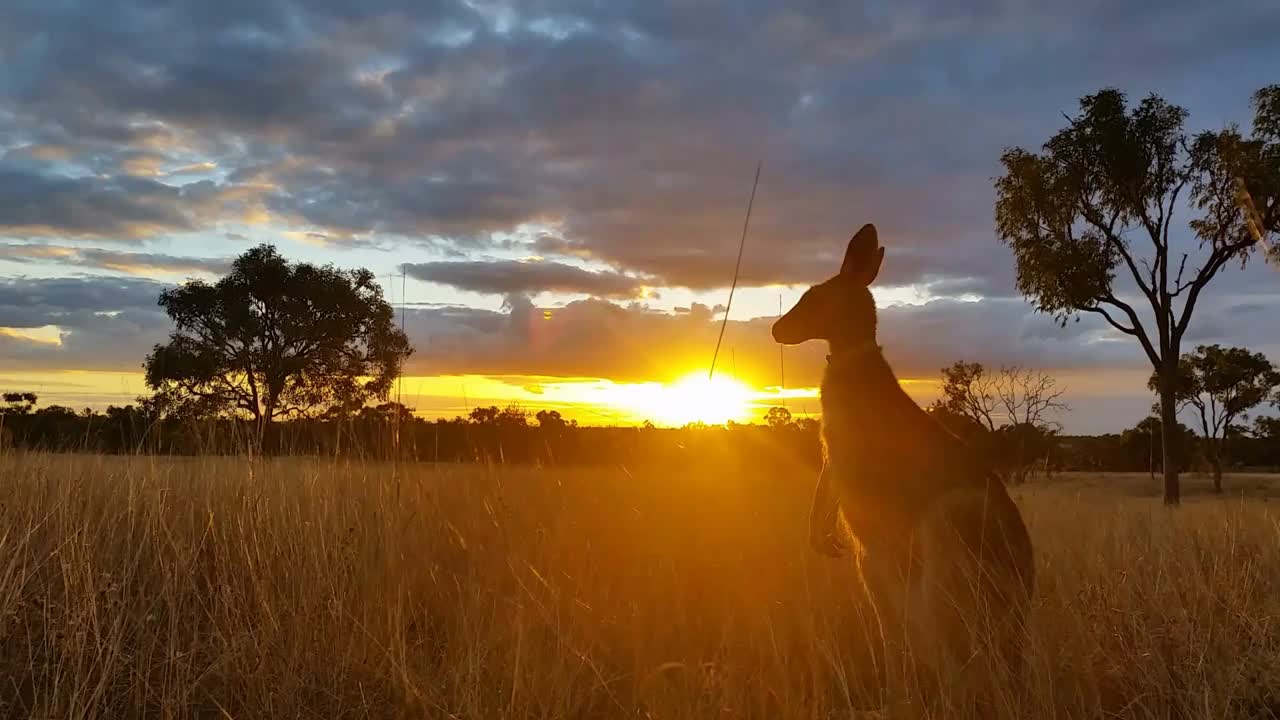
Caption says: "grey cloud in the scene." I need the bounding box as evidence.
[1,0,1279,401]
[1224,302,1270,315]
[4,0,1275,292]
[0,243,230,276]
[0,165,191,238]
[403,260,656,298]
[268,173,554,242]
[0,307,171,371]
[0,276,165,329]
[0,163,265,240]
[399,291,1147,389]
[0,276,172,371]
[401,280,1280,392]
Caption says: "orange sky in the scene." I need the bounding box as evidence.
[1,366,1154,430]
[0,368,825,426]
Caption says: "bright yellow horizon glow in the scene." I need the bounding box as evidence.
[1,367,1103,430]
[396,372,820,426]
[2,369,831,426]
[601,371,757,426]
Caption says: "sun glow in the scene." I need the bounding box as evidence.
[621,371,757,426]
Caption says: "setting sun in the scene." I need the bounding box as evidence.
[625,371,757,426]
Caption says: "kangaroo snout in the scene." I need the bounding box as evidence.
[771,318,790,344]
[771,313,807,345]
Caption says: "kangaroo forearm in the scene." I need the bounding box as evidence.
[811,466,840,521]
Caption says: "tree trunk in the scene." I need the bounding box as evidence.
[261,385,281,457]
[1210,440,1223,494]
[1158,374,1181,506]
[260,414,274,457]
[1148,425,1156,484]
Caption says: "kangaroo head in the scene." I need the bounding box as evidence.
[772,223,884,350]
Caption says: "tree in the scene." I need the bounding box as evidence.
[933,361,1000,432]
[995,87,1280,504]
[926,405,988,441]
[1256,377,1280,445]
[764,406,793,429]
[1148,345,1278,492]
[497,405,530,428]
[931,362,1067,483]
[144,245,413,446]
[535,409,568,430]
[469,404,529,428]
[0,392,38,450]
[357,402,416,424]
[1,392,38,416]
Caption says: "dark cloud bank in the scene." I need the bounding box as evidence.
[1,0,1278,431]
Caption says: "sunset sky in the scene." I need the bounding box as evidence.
[1,0,1278,432]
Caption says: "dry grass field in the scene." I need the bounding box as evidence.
[1,452,1278,719]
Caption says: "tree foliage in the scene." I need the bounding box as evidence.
[995,86,1280,503]
[144,245,413,438]
[536,409,571,431]
[764,406,793,429]
[469,405,531,428]
[1,392,38,416]
[1255,416,1280,442]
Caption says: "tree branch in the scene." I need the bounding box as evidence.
[1079,203,1160,309]
[1090,294,1162,367]
[1194,397,1211,439]
[1163,178,1187,251]
[1083,305,1136,335]
[1173,239,1253,342]
[1169,253,1191,296]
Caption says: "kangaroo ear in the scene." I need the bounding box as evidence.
[840,224,884,285]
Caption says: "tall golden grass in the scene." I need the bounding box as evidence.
[0,452,1277,718]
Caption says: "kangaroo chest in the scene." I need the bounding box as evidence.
[820,376,935,548]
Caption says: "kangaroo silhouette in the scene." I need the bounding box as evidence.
[773,223,1035,711]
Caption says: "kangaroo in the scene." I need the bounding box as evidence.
[773,224,1034,711]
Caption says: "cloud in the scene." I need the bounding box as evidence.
[0,276,171,371]
[401,279,1280,392]
[1,0,1274,288]
[0,243,230,276]
[0,162,269,240]
[403,259,656,298]
[0,165,192,239]
[0,276,165,329]
[0,309,170,373]
[399,293,1137,388]
[1,0,1278,432]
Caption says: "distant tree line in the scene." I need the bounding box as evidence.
[0,395,823,470]
[4,391,1278,475]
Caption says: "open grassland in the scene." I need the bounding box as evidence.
[0,453,1278,719]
